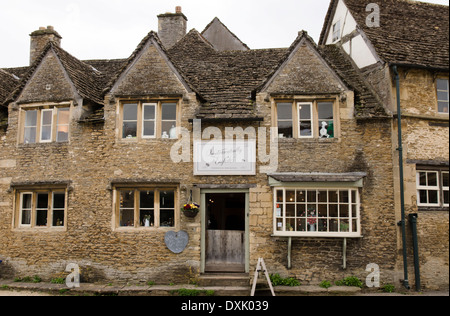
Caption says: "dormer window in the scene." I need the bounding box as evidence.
[120,100,179,140]
[437,78,449,114]
[275,101,337,139]
[21,106,70,144]
[332,20,341,42]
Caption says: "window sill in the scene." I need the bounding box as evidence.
[271,232,362,238]
[418,207,449,212]
[13,227,67,233]
[18,142,69,148]
[113,226,176,233]
[118,138,179,143]
[278,138,339,143]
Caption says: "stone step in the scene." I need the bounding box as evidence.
[198,273,250,287]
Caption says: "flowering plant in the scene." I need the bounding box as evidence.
[182,203,200,218]
[183,203,200,211]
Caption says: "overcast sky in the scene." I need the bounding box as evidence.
[0,0,448,68]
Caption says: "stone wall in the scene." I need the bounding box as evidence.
[392,68,449,290]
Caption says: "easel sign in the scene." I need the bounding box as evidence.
[251,258,275,296]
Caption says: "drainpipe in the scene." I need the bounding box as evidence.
[409,213,421,291]
[392,65,410,290]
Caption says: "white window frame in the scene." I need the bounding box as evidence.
[39,109,53,143]
[298,102,314,139]
[142,103,157,139]
[443,171,449,207]
[19,192,33,227]
[417,171,441,207]
[273,187,361,238]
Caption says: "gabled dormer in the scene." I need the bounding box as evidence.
[106,31,197,141]
[6,28,105,144]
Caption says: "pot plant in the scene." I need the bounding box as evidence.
[182,202,200,218]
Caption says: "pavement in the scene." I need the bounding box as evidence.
[0,279,448,296]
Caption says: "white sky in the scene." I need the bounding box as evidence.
[0,0,448,68]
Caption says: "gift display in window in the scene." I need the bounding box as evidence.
[274,188,360,235]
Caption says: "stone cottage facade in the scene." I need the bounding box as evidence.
[320,0,449,290]
[0,0,448,290]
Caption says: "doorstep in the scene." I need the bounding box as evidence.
[1,279,362,296]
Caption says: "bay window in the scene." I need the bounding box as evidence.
[273,187,361,237]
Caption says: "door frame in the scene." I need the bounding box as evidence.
[200,189,250,273]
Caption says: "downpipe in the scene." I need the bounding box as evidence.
[392,65,410,290]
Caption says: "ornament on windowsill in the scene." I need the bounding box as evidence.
[320,121,330,138]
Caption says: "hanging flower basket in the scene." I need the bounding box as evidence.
[182,203,200,218]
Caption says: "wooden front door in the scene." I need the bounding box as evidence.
[205,193,246,272]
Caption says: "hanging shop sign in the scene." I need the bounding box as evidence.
[193,140,256,176]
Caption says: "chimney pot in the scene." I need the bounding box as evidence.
[157,9,187,48]
[29,26,62,65]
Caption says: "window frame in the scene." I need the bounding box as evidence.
[436,78,449,114]
[275,100,338,140]
[39,109,53,143]
[20,105,71,144]
[113,186,178,230]
[142,103,157,139]
[273,187,361,238]
[417,169,449,209]
[332,20,341,42]
[119,100,180,141]
[15,189,68,230]
[298,102,314,139]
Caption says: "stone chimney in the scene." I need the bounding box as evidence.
[157,6,187,49]
[29,26,62,65]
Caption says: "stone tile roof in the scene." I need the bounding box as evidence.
[168,29,288,120]
[1,17,390,121]
[0,69,18,127]
[320,0,449,70]
[51,44,106,104]
[0,69,18,105]
[4,42,105,106]
[319,44,388,118]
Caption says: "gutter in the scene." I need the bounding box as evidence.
[392,65,410,290]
